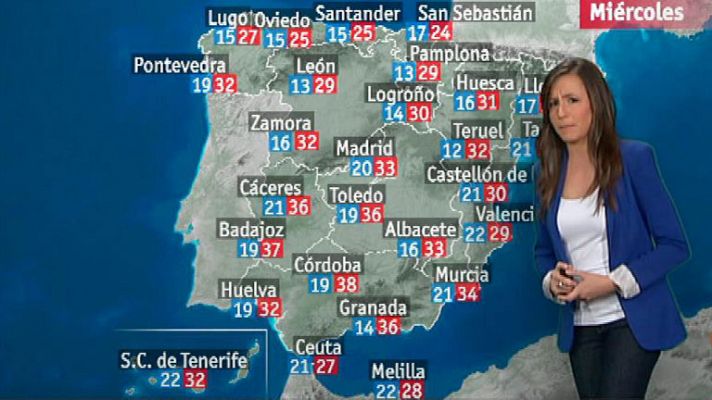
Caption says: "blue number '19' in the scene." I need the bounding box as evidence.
[336,204,360,224]
[237,239,260,257]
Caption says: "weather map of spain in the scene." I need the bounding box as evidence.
[2,0,712,399]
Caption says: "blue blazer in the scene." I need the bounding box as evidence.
[534,140,690,352]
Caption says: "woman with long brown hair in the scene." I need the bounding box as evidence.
[534,57,690,399]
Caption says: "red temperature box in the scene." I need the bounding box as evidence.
[313,74,338,94]
[287,195,312,216]
[360,203,384,223]
[294,130,320,150]
[257,297,283,317]
[422,237,447,258]
[429,21,453,41]
[236,26,261,45]
[314,355,340,375]
[334,273,360,293]
[212,73,238,94]
[406,102,432,122]
[376,316,401,335]
[260,238,284,258]
[288,28,312,48]
[374,156,398,177]
[455,282,482,302]
[477,90,500,110]
[400,379,425,399]
[416,62,442,81]
[183,368,208,389]
[488,222,513,242]
[351,22,376,41]
[465,139,490,160]
[484,182,508,203]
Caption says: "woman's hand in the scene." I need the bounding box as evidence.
[549,262,577,297]
[558,269,617,302]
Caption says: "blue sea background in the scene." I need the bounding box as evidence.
[1,0,711,398]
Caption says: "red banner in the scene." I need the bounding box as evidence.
[580,0,710,30]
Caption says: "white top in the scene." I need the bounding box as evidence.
[557,188,626,326]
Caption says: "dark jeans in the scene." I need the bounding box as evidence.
[569,318,660,400]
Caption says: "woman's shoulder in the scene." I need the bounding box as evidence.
[620,139,655,165]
